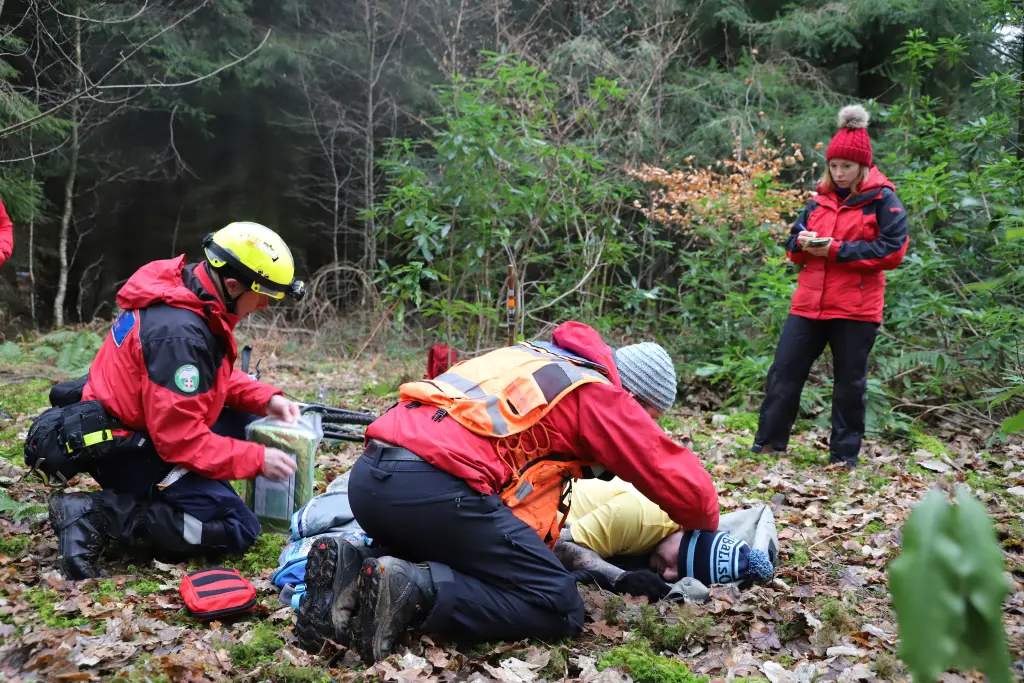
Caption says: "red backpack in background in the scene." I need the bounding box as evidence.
[426,344,458,380]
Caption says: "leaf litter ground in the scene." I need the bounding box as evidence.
[0,340,1021,683]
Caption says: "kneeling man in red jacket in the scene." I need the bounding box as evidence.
[49,223,305,579]
[295,324,720,663]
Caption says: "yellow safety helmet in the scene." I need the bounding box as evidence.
[202,222,305,300]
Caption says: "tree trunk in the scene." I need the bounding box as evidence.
[1018,39,1023,161]
[330,133,341,295]
[170,205,182,256]
[53,15,82,329]
[28,113,36,327]
[363,0,377,273]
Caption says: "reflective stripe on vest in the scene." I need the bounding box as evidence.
[399,342,611,438]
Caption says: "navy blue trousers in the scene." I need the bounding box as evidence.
[349,444,585,644]
[754,314,878,464]
[88,408,260,556]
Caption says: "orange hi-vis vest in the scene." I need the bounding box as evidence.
[399,341,612,545]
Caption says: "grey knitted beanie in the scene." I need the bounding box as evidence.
[614,342,677,413]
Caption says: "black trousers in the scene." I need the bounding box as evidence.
[754,314,878,464]
[87,408,260,556]
[349,442,585,644]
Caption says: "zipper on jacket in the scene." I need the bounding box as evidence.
[819,212,839,316]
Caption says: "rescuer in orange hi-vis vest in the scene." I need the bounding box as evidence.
[294,322,720,662]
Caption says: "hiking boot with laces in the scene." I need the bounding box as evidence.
[356,556,436,663]
[49,491,108,580]
[295,537,365,653]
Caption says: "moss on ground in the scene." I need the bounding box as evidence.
[223,533,287,575]
[0,426,23,463]
[690,432,714,451]
[0,379,52,418]
[539,645,568,680]
[874,652,902,679]
[22,587,92,629]
[265,663,332,683]
[127,578,163,596]
[111,655,173,683]
[866,473,891,491]
[810,598,860,649]
[787,444,824,469]
[629,603,712,652]
[0,535,31,558]
[723,412,758,433]
[603,595,626,624]
[964,470,1013,501]
[224,623,284,669]
[863,520,885,535]
[657,414,688,433]
[787,544,810,567]
[910,430,950,457]
[598,639,708,683]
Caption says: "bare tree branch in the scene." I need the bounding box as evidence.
[47,0,152,25]
[95,28,271,90]
[0,1,215,139]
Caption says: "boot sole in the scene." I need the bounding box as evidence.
[295,538,364,653]
[295,539,339,653]
[330,541,364,642]
[357,558,393,664]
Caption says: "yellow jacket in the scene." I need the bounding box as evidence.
[566,478,679,557]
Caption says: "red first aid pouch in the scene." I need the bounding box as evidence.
[179,567,257,620]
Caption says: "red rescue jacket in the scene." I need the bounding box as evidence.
[83,257,282,481]
[0,197,13,267]
[786,166,909,323]
[366,322,720,533]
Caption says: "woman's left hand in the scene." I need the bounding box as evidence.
[804,239,832,257]
[265,394,301,423]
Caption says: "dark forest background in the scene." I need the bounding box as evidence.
[1,0,1021,434]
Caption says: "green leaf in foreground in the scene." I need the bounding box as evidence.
[888,489,1012,683]
[1000,409,1024,435]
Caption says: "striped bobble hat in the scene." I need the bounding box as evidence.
[614,342,677,414]
[678,530,774,586]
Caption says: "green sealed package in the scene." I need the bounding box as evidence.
[237,413,323,533]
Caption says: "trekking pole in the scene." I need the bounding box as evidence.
[300,403,377,425]
[507,263,516,347]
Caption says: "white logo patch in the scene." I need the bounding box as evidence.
[174,364,200,393]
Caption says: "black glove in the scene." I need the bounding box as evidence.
[613,570,671,601]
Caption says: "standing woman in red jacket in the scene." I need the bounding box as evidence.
[0,196,14,267]
[751,105,909,467]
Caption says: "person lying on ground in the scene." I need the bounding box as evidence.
[294,325,720,663]
[553,477,774,602]
[41,223,305,579]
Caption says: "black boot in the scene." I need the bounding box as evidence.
[48,491,109,580]
[357,556,436,663]
[829,454,858,468]
[295,537,366,653]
